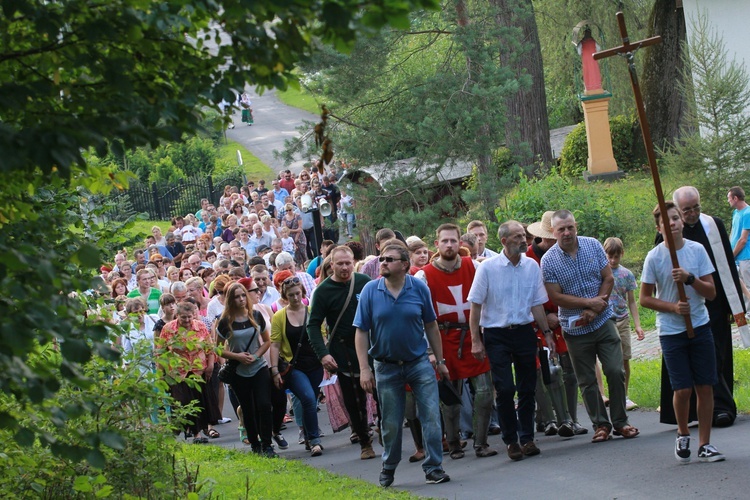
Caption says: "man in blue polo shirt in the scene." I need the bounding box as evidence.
[354,242,450,488]
[541,210,639,444]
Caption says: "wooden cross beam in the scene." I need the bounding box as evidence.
[594,11,694,337]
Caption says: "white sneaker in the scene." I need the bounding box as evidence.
[625,398,638,411]
[298,429,305,445]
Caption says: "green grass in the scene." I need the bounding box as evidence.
[179,445,420,499]
[276,85,323,115]
[218,140,275,181]
[628,348,750,411]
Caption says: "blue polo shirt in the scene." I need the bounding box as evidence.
[353,275,437,361]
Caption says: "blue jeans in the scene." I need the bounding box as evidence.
[375,354,443,474]
[284,366,324,446]
[484,324,538,445]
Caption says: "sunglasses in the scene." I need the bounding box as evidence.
[248,288,260,293]
[378,256,406,263]
[282,276,301,286]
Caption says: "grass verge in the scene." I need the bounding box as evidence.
[179,445,419,499]
[218,140,276,181]
[628,348,750,411]
[276,86,323,115]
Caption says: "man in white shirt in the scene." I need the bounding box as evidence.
[251,265,280,306]
[467,220,554,461]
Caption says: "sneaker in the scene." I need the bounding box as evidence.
[571,422,589,435]
[697,443,725,462]
[544,422,558,436]
[425,469,450,484]
[217,417,232,424]
[626,398,639,411]
[675,434,690,464]
[379,467,395,487]
[507,442,523,461]
[298,429,305,445]
[557,422,575,438]
[488,424,502,435]
[273,434,289,450]
[262,447,279,458]
[522,441,541,457]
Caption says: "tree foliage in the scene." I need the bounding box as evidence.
[0,0,439,463]
[661,9,750,220]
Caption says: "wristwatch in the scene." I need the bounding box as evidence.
[436,359,447,365]
[685,273,696,286]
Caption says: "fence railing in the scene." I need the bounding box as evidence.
[106,173,247,221]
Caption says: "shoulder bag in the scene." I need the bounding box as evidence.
[217,322,258,384]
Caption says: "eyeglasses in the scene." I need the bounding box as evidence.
[681,204,701,215]
[378,256,406,263]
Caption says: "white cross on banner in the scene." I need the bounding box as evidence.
[436,285,470,323]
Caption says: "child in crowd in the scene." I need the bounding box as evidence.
[640,201,724,464]
[280,226,296,254]
[603,237,645,411]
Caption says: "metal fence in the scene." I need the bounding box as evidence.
[106,173,247,221]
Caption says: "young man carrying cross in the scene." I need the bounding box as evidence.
[640,201,725,464]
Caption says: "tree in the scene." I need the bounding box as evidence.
[0,0,439,461]
[662,10,750,219]
[493,0,552,168]
[640,0,693,151]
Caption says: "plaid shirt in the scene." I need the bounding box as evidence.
[540,236,612,335]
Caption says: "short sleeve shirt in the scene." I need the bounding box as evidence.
[610,265,636,320]
[730,206,750,261]
[641,240,714,335]
[541,237,612,335]
[353,275,437,361]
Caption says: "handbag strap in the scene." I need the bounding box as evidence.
[287,308,308,368]
[327,275,356,345]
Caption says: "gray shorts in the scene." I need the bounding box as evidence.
[614,317,632,360]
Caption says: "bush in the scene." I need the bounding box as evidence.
[559,115,640,177]
[497,169,657,273]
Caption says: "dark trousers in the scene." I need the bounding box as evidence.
[231,369,273,448]
[304,228,316,258]
[169,376,210,435]
[270,381,288,435]
[484,324,538,445]
[338,372,375,444]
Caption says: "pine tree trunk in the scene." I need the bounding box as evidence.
[641,0,693,151]
[492,0,552,170]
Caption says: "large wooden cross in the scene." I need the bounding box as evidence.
[594,11,693,336]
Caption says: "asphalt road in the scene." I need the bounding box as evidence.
[225,88,318,175]
[208,396,750,499]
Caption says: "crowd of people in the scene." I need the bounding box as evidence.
[102,176,745,487]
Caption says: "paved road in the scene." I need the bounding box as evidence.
[208,399,749,499]
[225,88,318,175]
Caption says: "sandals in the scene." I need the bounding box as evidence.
[449,448,465,460]
[310,444,323,457]
[613,425,640,439]
[192,437,208,444]
[207,428,220,439]
[591,425,612,443]
[239,426,250,445]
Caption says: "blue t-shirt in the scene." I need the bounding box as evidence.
[353,275,437,361]
[730,206,750,261]
[610,265,636,320]
[641,240,714,336]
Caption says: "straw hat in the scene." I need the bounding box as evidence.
[527,211,556,240]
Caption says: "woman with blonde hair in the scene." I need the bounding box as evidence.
[270,276,324,456]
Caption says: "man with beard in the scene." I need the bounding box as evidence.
[541,210,638,444]
[416,224,496,458]
[655,187,743,427]
[355,242,450,487]
[307,246,375,460]
[468,221,554,461]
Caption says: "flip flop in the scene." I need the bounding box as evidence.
[207,428,220,439]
